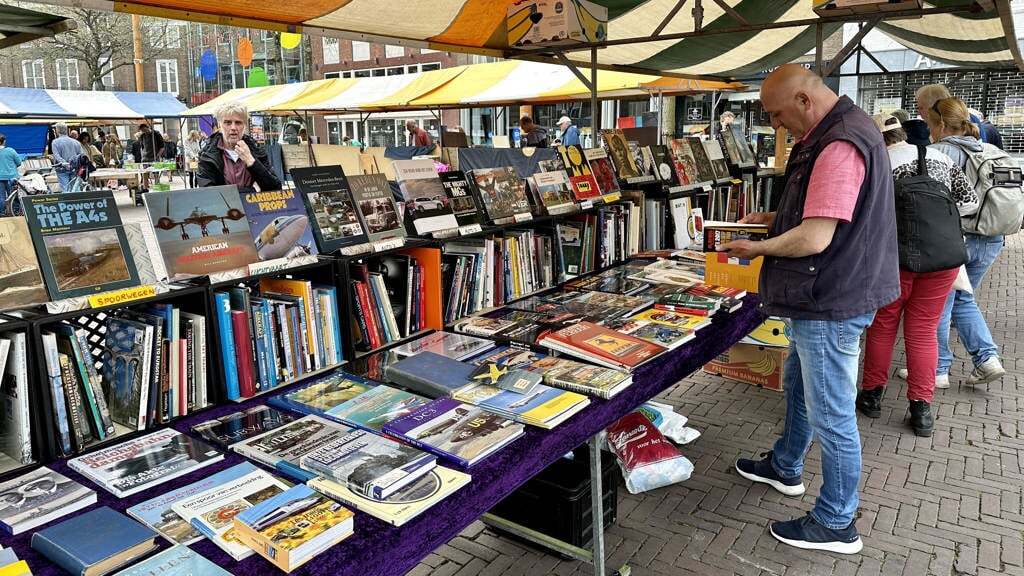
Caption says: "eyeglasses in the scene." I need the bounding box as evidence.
[930,98,945,117]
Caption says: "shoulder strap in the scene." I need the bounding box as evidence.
[916,145,927,177]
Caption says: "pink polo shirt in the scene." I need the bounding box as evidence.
[802,139,865,223]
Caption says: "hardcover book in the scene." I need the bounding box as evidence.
[606,318,695,350]
[171,464,290,561]
[233,484,355,573]
[702,138,731,181]
[126,462,264,546]
[629,308,712,332]
[650,145,680,186]
[438,170,484,229]
[669,138,706,187]
[323,383,431,432]
[290,165,368,254]
[390,330,495,361]
[0,466,96,535]
[240,187,319,260]
[267,369,379,417]
[557,145,601,201]
[298,426,437,500]
[600,129,639,179]
[23,190,139,300]
[101,316,153,430]
[538,320,666,371]
[232,414,355,481]
[190,404,296,449]
[31,506,159,576]
[384,351,477,398]
[348,173,406,244]
[584,148,620,195]
[0,331,31,464]
[523,354,633,399]
[686,136,719,184]
[467,166,532,224]
[112,545,232,576]
[393,159,459,235]
[721,125,757,167]
[0,216,48,310]
[67,428,223,498]
[143,185,258,279]
[529,170,577,215]
[382,396,524,467]
[309,465,470,527]
[450,381,590,429]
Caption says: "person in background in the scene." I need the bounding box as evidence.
[50,122,81,193]
[406,120,434,147]
[79,132,103,166]
[102,133,123,169]
[0,134,22,200]
[518,116,548,148]
[916,83,987,144]
[70,129,79,140]
[969,108,1004,150]
[714,110,736,134]
[556,116,581,146]
[922,96,1007,387]
[183,130,203,188]
[298,128,309,144]
[891,109,931,147]
[137,123,164,193]
[723,64,899,555]
[857,113,978,437]
[161,133,178,183]
[343,135,362,147]
[196,100,281,194]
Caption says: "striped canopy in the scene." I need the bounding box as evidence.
[181,60,746,116]
[51,0,1022,78]
[0,87,188,119]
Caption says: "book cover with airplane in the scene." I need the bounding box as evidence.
[323,384,430,432]
[241,188,319,261]
[143,185,258,279]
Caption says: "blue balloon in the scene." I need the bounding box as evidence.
[200,50,217,82]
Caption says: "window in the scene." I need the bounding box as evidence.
[22,59,45,88]
[101,69,115,90]
[156,60,179,95]
[385,44,404,58]
[406,65,420,74]
[372,69,386,77]
[352,41,370,61]
[421,63,441,72]
[342,71,353,78]
[323,38,340,65]
[324,71,341,79]
[55,59,80,89]
[387,67,404,76]
[147,22,181,49]
[354,70,371,78]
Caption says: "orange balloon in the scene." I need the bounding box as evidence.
[237,37,254,67]
[280,32,301,49]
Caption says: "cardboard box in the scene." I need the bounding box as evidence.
[507,0,608,48]
[703,343,787,391]
[704,251,763,294]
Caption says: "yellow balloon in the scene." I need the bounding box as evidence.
[280,32,301,49]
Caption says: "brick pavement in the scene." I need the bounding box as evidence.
[421,232,1023,576]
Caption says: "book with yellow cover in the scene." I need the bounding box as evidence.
[629,308,712,332]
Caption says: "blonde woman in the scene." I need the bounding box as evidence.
[102,133,123,168]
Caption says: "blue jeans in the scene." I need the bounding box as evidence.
[936,234,1003,375]
[772,312,874,529]
[54,167,73,192]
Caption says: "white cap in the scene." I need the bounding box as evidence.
[557,116,572,126]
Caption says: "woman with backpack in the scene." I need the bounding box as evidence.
[924,97,1008,388]
[857,114,978,437]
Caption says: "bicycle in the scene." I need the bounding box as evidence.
[4,173,48,217]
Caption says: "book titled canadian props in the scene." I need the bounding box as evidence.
[23,190,139,300]
[538,320,666,371]
[393,159,459,235]
[233,484,354,573]
[0,216,48,310]
[348,173,406,245]
[240,187,319,260]
[68,428,223,498]
[290,165,369,254]
[0,466,96,535]
[143,185,258,279]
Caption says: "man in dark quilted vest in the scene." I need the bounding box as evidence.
[721,65,900,554]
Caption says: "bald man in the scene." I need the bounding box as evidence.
[724,64,899,554]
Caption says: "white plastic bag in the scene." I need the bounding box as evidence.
[636,401,701,444]
[606,412,693,494]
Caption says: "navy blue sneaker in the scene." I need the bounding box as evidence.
[735,451,805,496]
[770,514,863,554]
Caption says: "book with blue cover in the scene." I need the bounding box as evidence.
[383,351,476,398]
[31,506,159,576]
[112,544,232,576]
[452,381,590,430]
[241,188,319,261]
[323,384,430,432]
[267,369,378,416]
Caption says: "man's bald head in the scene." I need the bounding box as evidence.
[759,64,838,139]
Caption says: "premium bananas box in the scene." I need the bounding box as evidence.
[506,0,608,48]
[703,343,787,391]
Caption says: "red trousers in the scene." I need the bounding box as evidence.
[862,267,958,402]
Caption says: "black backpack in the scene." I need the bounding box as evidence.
[893,145,968,273]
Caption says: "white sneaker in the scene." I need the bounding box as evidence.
[967,357,1005,385]
[895,368,949,389]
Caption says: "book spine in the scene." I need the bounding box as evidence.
[69,327,115,438]
[349,281,373,352]
[250,302,272,392]
[214,292,241,401]
[354,281,381,349]
[2,333,32,463]
[58,329,105,440]
[58,352,91,451]
[158,338,171,424]
[30,531,89,576]
[368,274,393,344]
[194,316,208,408]
[259,303,280,388]
[231,310,257,398]
[41,333,72,457]
[272,302,295,382]
[179,335,189,416]
[183,319,196,413]
[287,304,307,375]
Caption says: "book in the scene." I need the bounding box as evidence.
[241,187,319,260]
[529,170,577,215]
[232,484,355,573]
[393,159,459,235]
[0,560,29,576]
[0,331,31,464]
[23,190,139,300]
[557,145,601,201]
[40,331,73,456]
[390,331,495,361]
[290,165,369,254]
[308,465,470,527]
[702,138,731,181]
[650,144,680,187]
[111,545,232,576]
[600,129,639,179]
[584,148,620,195]
[538,320,666,371]
[323,383,431,432]
[702,220,769,252]
[67,428,223,498]
[0,466,96,535]
[190,404,296,449]
[231,415,356,482]
[686,136,718,184]
[450,381,590,429]
[31,506,159,576]
[522,354,633,399]
[669,138,706,187]
[0,216,48,310]
[298,426,437,500]
[629,307,712,332]
[213,291,241,400]
[384,351,477,398]
[722,125,757,167]
[56,324,115,440]
[382,396,524,467]
[348,173,406,244]
[267,369,378,417]
[58,351,93,450]
[143,185,258,279]
[438,170,483,229]
[100,316,153,430]
[171,463,290,561]
[467,166,531,225]
[606,318,695,350]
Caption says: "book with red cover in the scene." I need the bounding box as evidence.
[538,321,666,371]
[231,310,257,398]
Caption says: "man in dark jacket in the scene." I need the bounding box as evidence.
[196,101,281,194]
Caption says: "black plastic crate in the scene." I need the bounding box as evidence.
[489,447,618,548]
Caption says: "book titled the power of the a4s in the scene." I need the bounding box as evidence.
[67,428,223,497]
[23,190,140,300]
[31,506,159,576]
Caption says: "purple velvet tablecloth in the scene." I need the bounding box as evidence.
[6,295,762,576]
